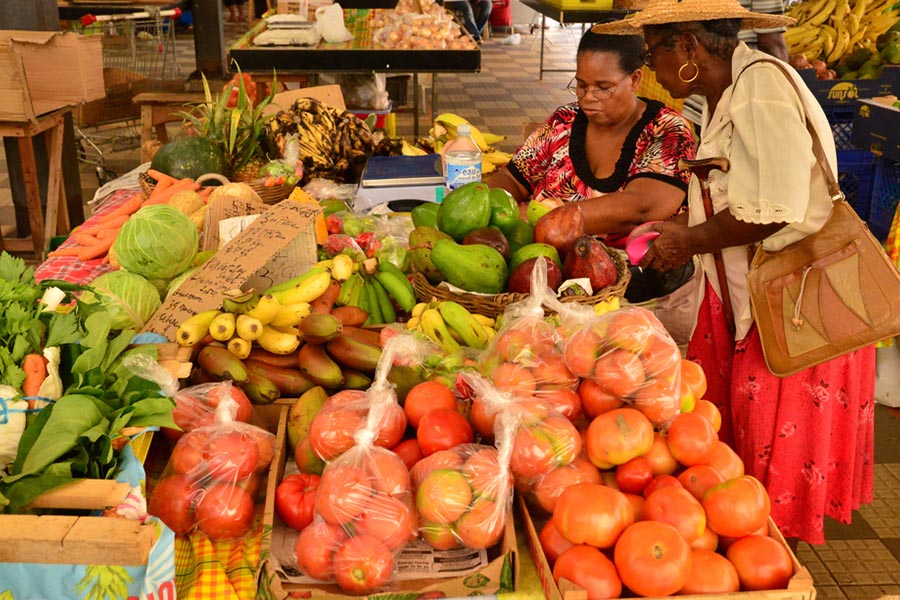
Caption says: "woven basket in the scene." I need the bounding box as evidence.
[411,243,631,319]
[138,172,293,204]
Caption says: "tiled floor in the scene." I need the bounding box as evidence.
[2,17,900,600]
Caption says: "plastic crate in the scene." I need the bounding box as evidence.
[386,74,410,108]
[825,105,858,152]
[869,157,900,242]
[837,149,876,218]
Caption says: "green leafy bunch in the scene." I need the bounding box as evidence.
[178,62,279,174]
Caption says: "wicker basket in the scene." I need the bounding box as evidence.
[138,172,293,204]
[411,243,631,319]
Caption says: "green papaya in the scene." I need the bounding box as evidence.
[411,202,440,228]
[488,188,520,234]
[409,226,453,284]
[430,239,508,294]
[509,243,562,272]
[506,219,534,255]
[436,182,491,241]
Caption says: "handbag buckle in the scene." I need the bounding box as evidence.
[831,190,846,203]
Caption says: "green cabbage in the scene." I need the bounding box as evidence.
[112,204,198,280]
[89,271,162,330]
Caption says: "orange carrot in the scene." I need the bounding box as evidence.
[97,226,122,241]
[144,179,199,206]
[22,353,48,403]
[147,168,178,186]
[97,196,142,223]
[198,186,214,201]
[75,231,100,247]
[77,235,115,261]
[47,246,82,257]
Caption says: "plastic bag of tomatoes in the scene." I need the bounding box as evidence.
[550,296,685,430]
[148,394,275,541]
[160,380,254,443]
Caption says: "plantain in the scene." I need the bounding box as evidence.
[197,345,249,382]
[298,342,344,388]
[299,312,343,344]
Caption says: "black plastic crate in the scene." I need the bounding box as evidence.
[837,149,876,218]
[870,157,900,242]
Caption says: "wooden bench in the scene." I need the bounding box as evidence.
[133,91,206,162]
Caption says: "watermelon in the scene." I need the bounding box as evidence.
[150,136,227,180]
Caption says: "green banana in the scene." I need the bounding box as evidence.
[438,301,490,349]
[221,288,259,314]
[369,278,397,325]
[265,266,330,295]
[337,273,357,306]
[420,308,461,353]
[374,260,416,313]
[363,279,383,326]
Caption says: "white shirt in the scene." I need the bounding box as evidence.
[688,43,836,340]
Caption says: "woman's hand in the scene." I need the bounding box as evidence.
[639,221,694,272]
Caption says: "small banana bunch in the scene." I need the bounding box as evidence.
[785,0,900,64]
[336,256,417,326]
[406,300,496,353]
[428,113,514,176]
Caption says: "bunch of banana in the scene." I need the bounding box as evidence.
[428,113,515,176]
[406,300,496,353]
[785,0,900,64]
[336,258,417,326]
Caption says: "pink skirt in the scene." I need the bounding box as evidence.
[686,282,876,544]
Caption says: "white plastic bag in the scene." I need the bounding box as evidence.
[315,3,354,43]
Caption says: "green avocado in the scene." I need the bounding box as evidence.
[436,181,491,241]
[505,219,534,255]
[488,187,520,234]
[509,243,562,272]
[411,202,440,228]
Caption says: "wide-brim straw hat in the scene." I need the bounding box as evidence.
[591,0,794,34]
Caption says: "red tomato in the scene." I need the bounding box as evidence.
[170,430,209,476]
[511,416,582,481]
[366,449,412,497]
[204,384,253,422]
[578,378,624,419]
[403,380,457,429]
[274,473,320,531]
[532,454,601,514]
[678,464,726,501]
[643,486,706,543]
[204,431,259,482]
[416,408,473,456]
[643,432,679,476]
[295,519,348,580]
[552,482,633,549]
[455,498,506,549]
[553,544,622,600]
[194,483,255,541]
[391,438,424,471]
[615,456,654,495]
[539,519,575,566]
[643,473,683,498]
[680,549,740,594]
[409,449,464,488]
[726,534,794,591]
[702,475,771,539]
[585,407,654,470]
[354,494,415,550]
[666,412,718,466]
[613,521,692,597]
[373,402,408,450]
[309,405,364,461]
[332,534,395,594]
[148,474,198,535]
[315,464,373,525]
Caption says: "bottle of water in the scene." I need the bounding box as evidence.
[443,123,482,191]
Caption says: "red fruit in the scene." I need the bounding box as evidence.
[562,235,618,292]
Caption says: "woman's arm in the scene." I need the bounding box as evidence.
[640,209,786,272]
[578,177,687,237]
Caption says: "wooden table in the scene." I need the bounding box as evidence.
[519,0,629,79]
[133,91,206,162]
[0,107,73,259]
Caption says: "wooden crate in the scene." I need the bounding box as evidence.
[517,494,817,600]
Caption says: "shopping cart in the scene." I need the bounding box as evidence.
[64,8,183,185]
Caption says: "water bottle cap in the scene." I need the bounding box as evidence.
[457,123,471,136]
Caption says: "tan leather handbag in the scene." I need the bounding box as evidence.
[746,61,900,377]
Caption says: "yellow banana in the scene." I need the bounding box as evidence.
[269,302,312,328]
[256,325,301,355]
[481,132,507,146]
[853,0,869,22]
[472,313,495,328]
[406,316,421,330]
[236,313,264,341]
[411,302,428,318]
[315,258,335,270]
[834,0,850,21]
[227,336,252,360]
[246,293,282,325]
[332,254,354,282]
[401,139,428,156]
[270,268,333,306]
[438,301,491,350]
[209,311,236,342]
[420,308,461,353]
[808,0,838,25]
[434,113,491,152]
[176,309,220,347]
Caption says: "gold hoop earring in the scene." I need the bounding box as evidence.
[678,60,699,83]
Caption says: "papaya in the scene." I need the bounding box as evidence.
[488,188,520,234]
[436,181,491,241]
[509,243,562,272]
[150,136,227,180]
[430,239,508,294]
[411,202,440,228]
[409,226,453,284]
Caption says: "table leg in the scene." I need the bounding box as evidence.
[432,73,438,123]
[413,73,420,138]
[17,135,45,258]
[44,120,66,251]
[539,14,546,80]
[140,104,155,162]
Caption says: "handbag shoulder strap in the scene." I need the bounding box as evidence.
[737,58,845,205]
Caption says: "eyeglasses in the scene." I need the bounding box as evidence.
[566,74,630,100]
[641,36,673,69]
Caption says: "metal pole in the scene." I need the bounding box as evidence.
[192,0,228,79]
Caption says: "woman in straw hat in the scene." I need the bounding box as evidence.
[595,0,875,545]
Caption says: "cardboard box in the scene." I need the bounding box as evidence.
[256,405,519,599]
[0,30,104,122]
[140,198,320,342]
[517,495,816,600]
[799,67,900,109]
[852,98,900,162]
[277,0,309,16]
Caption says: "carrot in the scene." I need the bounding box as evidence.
[198,186,214,201]
[93,213,130,232]
[98,196,142,223]
[97,226,122,241]
[77,235,116,262]
[145,178,198,205]
[22,353,48,405]
[147,168,178,186]
[47,246,82,257]
[75,231,100,247]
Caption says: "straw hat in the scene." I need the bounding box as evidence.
[591,0,794,34]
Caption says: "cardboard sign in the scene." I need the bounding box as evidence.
[142,199,319,341]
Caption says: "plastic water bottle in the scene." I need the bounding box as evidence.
[443,123,482,191]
